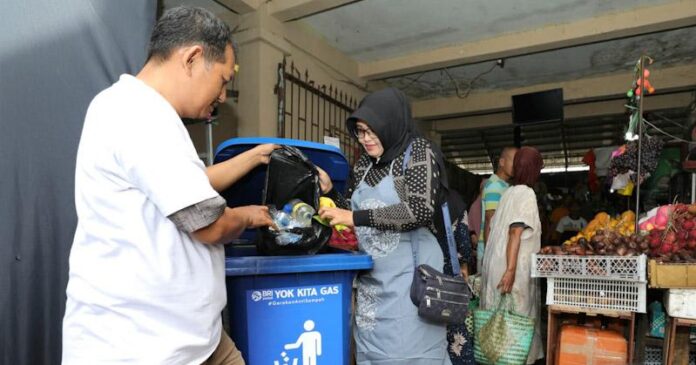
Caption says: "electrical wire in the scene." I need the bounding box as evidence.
[444,62,499,99]
[650,111,688,129]
[642,118,690,143]
[212,0,239,14]
[401,72,427,91]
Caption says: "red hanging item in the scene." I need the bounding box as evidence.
[583,149,600,193]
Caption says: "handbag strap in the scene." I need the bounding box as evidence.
[442,201,461,276]
[402,143,461,277]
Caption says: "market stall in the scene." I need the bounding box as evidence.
[532,56,696,365]
[533,210,646,364]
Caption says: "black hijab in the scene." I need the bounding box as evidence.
[447,189,467,221]
[347,87,450,191]
[347,87,417,164]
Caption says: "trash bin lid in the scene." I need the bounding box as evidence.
[225,248,373,276]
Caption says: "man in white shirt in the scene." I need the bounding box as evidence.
[62,7,273,365]
[554,201,588,244]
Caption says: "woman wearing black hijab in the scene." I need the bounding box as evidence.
[319,88,452,364]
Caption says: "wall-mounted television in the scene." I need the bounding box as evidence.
[512,88,564,124]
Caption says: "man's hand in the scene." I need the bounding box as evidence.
[249,144,279,165]
[235,205,274,229]
[316,166,333,194]
[318,207,353,227]
[497,269,515,294]
[206,144,279,192]
[192,205,273,245]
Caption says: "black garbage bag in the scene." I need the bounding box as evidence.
[257,146,331,255]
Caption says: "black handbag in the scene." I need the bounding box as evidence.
[405,144,471,324]
[410,263,471,324]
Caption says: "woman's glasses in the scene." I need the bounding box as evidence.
[354,127,376,139]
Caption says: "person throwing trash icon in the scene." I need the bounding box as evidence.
[284,320,322,365]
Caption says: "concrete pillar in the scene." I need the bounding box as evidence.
[190,3,363,145]
[234,40,287,137]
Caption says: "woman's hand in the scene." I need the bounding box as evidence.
[498,225,523,294]
[316,166,333,194]
[318,207,353,227]
[497,269,515,294]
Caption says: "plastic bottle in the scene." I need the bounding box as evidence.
[270,207,292,230]
[275,210,292,230]
[284,199,315,228]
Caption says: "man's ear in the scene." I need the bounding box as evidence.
[180,45,204,76]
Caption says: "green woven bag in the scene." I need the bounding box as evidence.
[473,295,534,365]
[465,297,479,334]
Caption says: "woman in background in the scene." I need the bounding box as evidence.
[444,191,475,365]
[480,147,545,365]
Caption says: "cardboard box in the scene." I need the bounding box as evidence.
[556,325,627,365]
[648,260,696,288]
[665,289,696,319]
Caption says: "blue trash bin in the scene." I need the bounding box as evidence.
[215,137,373,365]
[226,245,372,365]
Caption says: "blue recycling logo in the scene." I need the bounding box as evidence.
[246,284,343,365]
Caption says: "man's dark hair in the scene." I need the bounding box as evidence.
[147,6,236,63]
[495,146,517,170]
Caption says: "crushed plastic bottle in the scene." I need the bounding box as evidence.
[270,207,302,230]
[275,232,302,246]
[269,207,303,245]
[274,210,292,230]
[283,199,315,228]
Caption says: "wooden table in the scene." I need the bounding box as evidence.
[546,305,635,365]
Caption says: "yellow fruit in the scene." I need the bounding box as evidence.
[620,210,636,224]
[319,197,336,208]
[594,212,610,223]
[318,197,347,231]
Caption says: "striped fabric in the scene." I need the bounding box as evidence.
[482,175,509,211]
[478,174,510,244]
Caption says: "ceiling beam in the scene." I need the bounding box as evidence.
[415,64,696,121]
[270,0,356,22]
[358,1,696,79]
[216,0,261,14]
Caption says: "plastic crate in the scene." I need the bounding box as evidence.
[547,277,647,313]
[644,346,696,365]
[532,254,647,282]
[644,346,662,365]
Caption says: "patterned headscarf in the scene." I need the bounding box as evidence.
[347,87,417,164]
[347,87,450,191]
